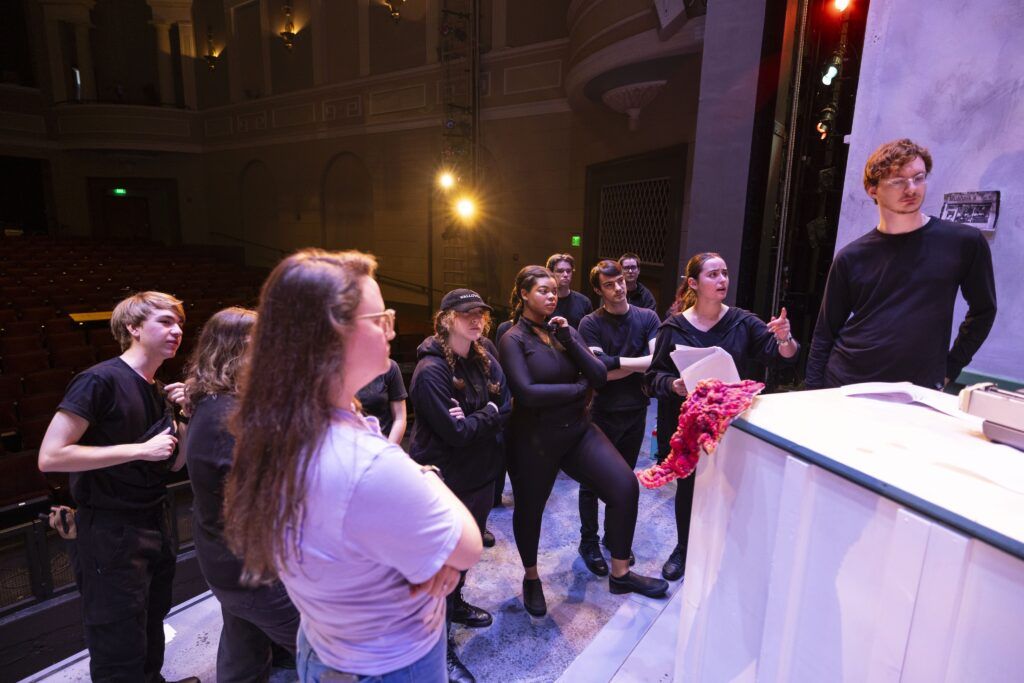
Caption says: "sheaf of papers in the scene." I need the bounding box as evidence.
[670,345,741,394]
[840,381,981,424]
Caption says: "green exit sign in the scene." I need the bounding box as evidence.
[571,234,581,247]
[111,187,127,196]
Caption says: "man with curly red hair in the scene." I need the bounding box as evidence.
[806,138,997,390]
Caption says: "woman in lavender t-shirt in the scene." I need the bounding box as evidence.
[222,249,483,682]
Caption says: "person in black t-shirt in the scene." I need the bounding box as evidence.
[356,359,408,443]
[577,260,660,577]
[618,252,658,312]
[806,138,997,390]
[645,253,797,582]
[546,253,593,328]
[38,291,199,683]
[181,307,300,683]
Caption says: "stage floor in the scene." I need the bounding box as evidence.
[26,405,684,683]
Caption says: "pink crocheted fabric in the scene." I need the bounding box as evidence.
[638,379,764,488]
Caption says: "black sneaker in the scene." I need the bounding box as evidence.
[450,593,493,628]
[609,571,669,598]
[446,633,476,683]
[522,577,547,617]
[482,529,495,547]
[662,544,684,581]
[578,541,609,576]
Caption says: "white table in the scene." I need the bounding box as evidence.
[675,388,1024,682]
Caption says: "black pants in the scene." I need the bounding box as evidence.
[214,582,301,683]
[447,480,496,618]
[656,395,693,562]
[508,414,639,567]
[75,505,177,683]
[579,408,647,544]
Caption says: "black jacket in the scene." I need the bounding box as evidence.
[409,337,511,493]
[499,317,607,427]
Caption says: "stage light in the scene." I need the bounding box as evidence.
[816,105,836,140]
[437,171,456,190]
[455,197,476,220]
[834,0,851,11]
[821,54,842,86]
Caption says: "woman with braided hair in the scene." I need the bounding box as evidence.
[409,288,512,683]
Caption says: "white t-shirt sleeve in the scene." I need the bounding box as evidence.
[342,445,462,585]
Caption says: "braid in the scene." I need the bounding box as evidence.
[473,340,501,394]
[433,310,466,391]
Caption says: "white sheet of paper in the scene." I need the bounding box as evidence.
[840,381,978,423]
[670,345,741,393]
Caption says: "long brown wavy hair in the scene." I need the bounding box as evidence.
[223,249,376,583]
[433,309,500,395]
[183,307,257,407]
[670,252,722,315]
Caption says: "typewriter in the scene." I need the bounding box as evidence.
[959,383,1024,451]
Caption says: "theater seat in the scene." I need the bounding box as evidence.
[23,369,74,395]
[0,336,43,356]
[2,350,49,376]
[1,321,42,337]
[51,346,95,370]
[18,392,63,421]
[45,331,87,350]
[0,451,50,509]
[19,416,52,450]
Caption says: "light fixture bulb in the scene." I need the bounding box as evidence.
[455,197,476,220]
[438,172,455,190]
[834,0,851,11]
[822,65,838,86]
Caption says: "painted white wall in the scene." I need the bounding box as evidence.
[837,0,1024,383]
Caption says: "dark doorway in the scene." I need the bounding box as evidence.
[583,145,688,313]
[0,156,49,234]
[86,178,181,243]
[99,195,150,240]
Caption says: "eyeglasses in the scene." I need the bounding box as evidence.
[620,265,639,272]
[355,308,396,335]
[880,172,928,190]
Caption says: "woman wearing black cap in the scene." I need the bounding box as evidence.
[409,288,512,683]
[499,266,668,617]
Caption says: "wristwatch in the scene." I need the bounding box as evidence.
[777,334,794,345]
[420,465,444,482]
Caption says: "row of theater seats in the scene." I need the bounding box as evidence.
[0,235,266,516]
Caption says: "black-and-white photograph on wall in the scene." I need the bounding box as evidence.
[941,191,1000,233]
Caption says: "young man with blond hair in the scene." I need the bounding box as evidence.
[39,291,198,683]
[806,138,997,390]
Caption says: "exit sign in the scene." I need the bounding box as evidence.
[571,234,581,247]
[111,188,127,196]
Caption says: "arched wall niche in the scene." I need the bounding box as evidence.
[321,152,374,252]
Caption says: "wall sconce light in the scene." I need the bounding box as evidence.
[280,1,296,51]
[385,0,404,22]
[203,26,219,71]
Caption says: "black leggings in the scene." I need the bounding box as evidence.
[657,396,694,561]
[507,415,639,567]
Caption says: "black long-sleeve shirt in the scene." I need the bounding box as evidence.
[553,291,593,329]
[498,317,607,427]
[627,282,658,312]
[806,217,997,390]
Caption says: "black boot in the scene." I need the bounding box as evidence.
[609,571,670,598]
[578,540,609,576]
[522,577,547,617]
[450,589,493,628]
[482,529,495,547]
[662,544,684,581]
[446,626,476,683]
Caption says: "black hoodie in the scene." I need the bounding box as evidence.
[409,336,511,494]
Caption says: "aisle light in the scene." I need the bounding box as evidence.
[822,54,842,86]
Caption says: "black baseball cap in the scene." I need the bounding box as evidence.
[440,288,493,313]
